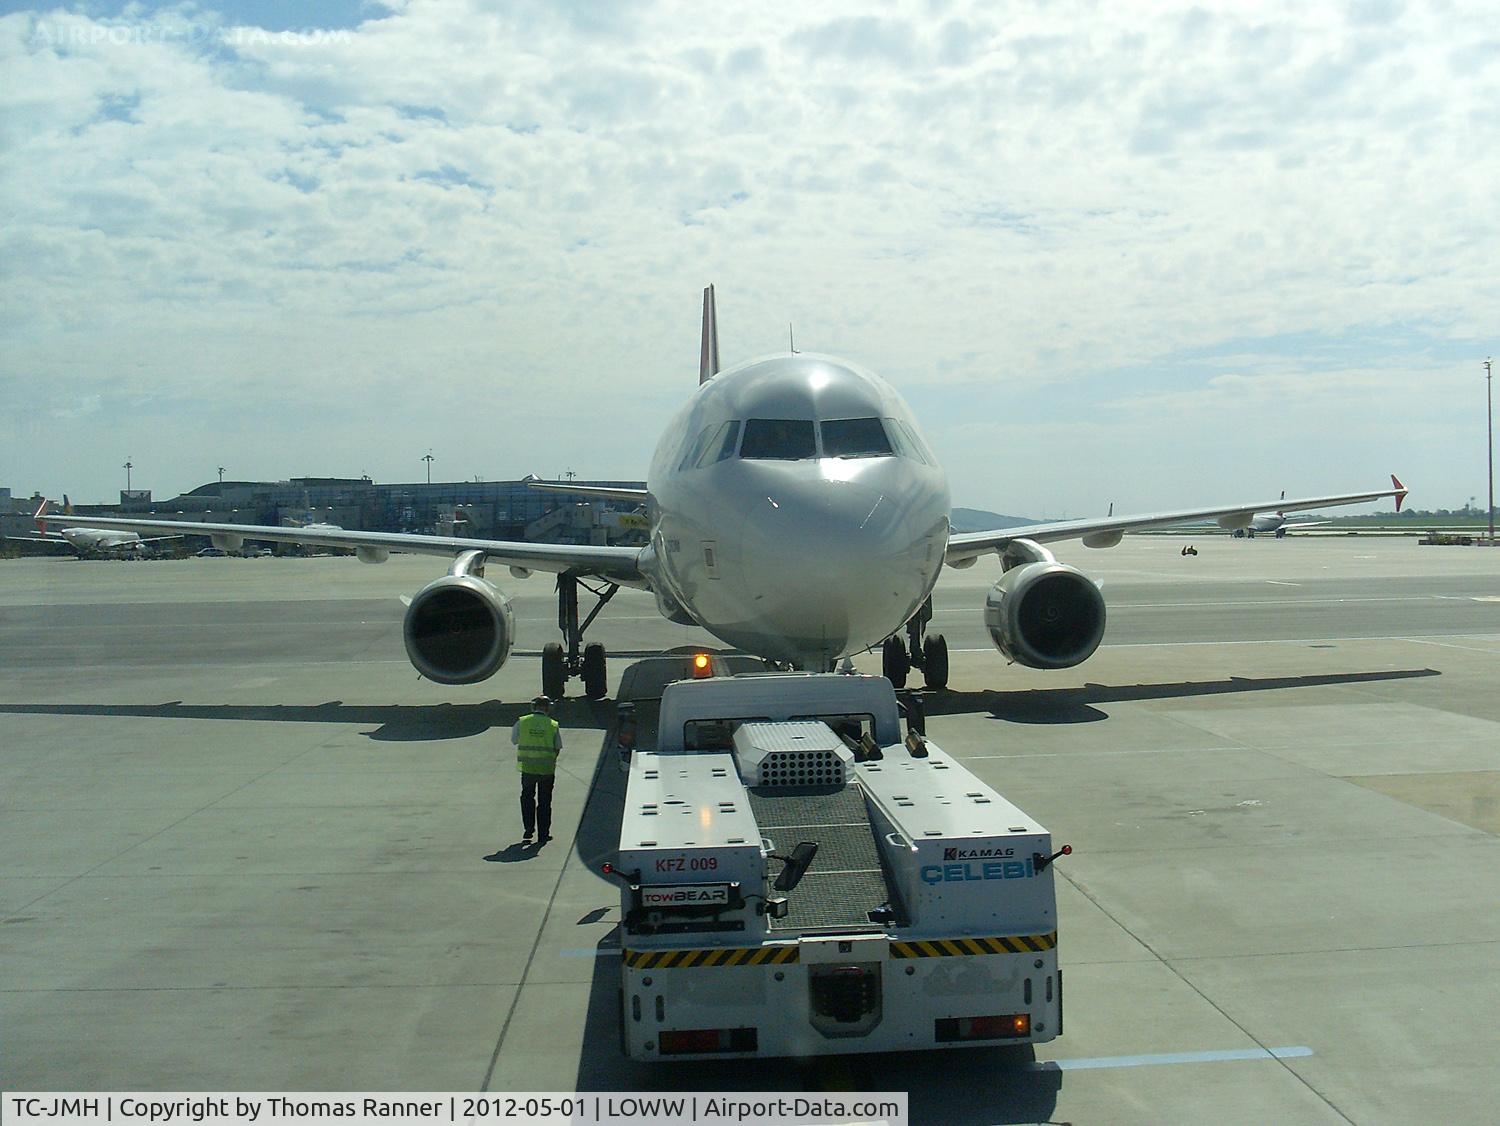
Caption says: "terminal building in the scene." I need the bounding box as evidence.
[0,477,649,553]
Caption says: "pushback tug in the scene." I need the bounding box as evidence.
[604,665,1067,1059]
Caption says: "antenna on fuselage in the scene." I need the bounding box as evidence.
[789,323,798,353]
[699,284,720,385]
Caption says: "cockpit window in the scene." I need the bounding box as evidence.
[820,417,893,458]
[883,417,929,465]
[677,424,718,471]
[740,418,817,460]
[882,417,914,460]
[899,419,937,465]
[698,420,742,466]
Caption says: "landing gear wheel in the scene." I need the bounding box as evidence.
[541,642,566,700]
[582,642,608,700]
[922,634,949,690]
[882,635,910,689]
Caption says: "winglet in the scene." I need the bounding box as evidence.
[33,498,49,535]
[698,284,720,385]
[1391,474,1407,512]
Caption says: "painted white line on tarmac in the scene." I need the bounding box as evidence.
[1027,1045,1313,1072]
[1401,637,1500,655]
[1115,595,1458,609]
[965,746,1216,761]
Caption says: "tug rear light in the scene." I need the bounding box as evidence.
[934,1013,1031,1042]
[691,652,712,678]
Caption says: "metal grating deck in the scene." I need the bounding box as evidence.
[747,783,898,932]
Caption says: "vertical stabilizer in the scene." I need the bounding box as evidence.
[699,284,720,385]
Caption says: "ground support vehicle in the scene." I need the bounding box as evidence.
[606,670,1064,1060]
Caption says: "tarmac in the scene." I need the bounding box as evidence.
[2,535,1499,1124]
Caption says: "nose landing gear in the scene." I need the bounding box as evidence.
[880,596,948,690]
[543,573,618,700]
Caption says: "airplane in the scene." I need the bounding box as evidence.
[1226,494,1326,538]
[1235,514,1326,538]
[56,286,1408,698]
[23,497,184,558]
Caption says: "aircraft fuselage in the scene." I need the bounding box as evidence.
[59,528,147,554]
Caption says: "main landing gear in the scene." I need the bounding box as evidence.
[881,595,949,691]
[541,572,619,701]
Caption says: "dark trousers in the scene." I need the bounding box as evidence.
[520,773,555,839]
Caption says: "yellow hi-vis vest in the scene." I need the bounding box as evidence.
[516,713,560,775]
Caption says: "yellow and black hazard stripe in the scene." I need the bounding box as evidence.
[623,945,800,970]
[624,933,1056,968]
[890,931,1057,959]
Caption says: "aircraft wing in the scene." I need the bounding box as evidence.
[48,515,648,585]
[524,481,650,502]
[946,476,1407,564]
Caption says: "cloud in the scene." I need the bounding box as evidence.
[1,0,1497,511]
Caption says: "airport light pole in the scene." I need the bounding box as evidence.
[218,466,225,486]
[1486,358,1494,546]
[423,450,434,486]
[123,458,133,493]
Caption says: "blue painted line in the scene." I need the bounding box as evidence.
[1028,1046,1313,1072]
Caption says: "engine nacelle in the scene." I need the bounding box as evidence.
[983,561,1106,670]
[402,573,515,685]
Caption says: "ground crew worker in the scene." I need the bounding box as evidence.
[511,695,562,844]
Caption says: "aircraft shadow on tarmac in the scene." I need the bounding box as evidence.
[924,667,1442,725]
[0,697,617,742]
[0,668,1438,741]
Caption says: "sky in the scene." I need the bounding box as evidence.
[2,0,1497,517]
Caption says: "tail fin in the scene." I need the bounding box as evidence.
[1392,474,1407,512]
[33,498,49,535]
[698,284,720,385]
[63,494,74,515]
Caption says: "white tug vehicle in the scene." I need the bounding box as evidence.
[604,667,1067,1060]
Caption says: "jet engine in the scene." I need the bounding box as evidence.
[402,573,515,684]
[983,560,1106,670]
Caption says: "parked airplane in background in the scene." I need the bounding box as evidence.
[26,498,183,557]
[1226,493,1327,538]
[61,287,1408,698]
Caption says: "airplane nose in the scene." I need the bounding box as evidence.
[734,464,944,664]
